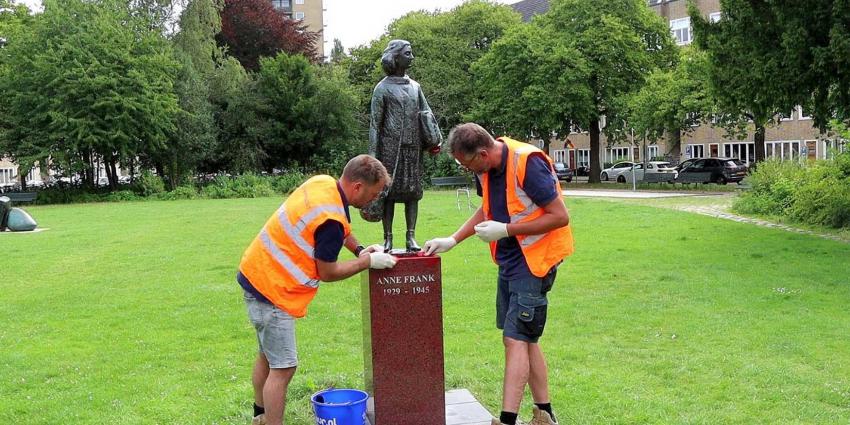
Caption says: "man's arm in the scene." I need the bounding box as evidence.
[316,256,371,283]
[451,206,486,244]
[505,196,569,237]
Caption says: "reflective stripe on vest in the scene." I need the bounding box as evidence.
[480,137,574,277]
[239,175,351,317]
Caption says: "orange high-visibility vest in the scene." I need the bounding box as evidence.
[479,137,574,277]
[239,175,351,318]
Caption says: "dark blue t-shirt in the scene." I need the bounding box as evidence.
[475,146,559,279]
[238,181,351,301]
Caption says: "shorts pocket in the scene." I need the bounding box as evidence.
[516,293,548,339]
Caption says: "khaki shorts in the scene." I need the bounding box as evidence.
[244,291,298,369]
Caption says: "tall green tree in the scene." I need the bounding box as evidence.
[625,47,715,162]
[0,0,179,188]
[513,0,676,182]
[159,0,224,188]
[471,23,592,153]
[692,0,850,132]
[329,38,345,64]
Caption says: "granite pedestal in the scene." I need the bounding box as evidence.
[362,253,445,425]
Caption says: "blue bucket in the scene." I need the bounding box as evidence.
[311,388,369,425]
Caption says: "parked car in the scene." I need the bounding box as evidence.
[600,161,636,181]
[575,165,590,177]
[675,157,748,184]
[553,163,573,182]
[675,158,699,172]
[617,161,678,183]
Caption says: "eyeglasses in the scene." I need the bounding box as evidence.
[454,151,479,171]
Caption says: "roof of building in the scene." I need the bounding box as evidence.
[509,0,551,22]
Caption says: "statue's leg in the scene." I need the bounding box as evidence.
[382,201,394,252]
[404,200,420,252]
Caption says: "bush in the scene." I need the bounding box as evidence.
[734,154,850,228]
[201,173,276,199]
[104,190,142,202]
[272,171,307,194]
[733,159,804,216]
[136,171,166,197]
[157,186,198,201]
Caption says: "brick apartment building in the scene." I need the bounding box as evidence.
[270,0,326,60]
[510,0,844,170]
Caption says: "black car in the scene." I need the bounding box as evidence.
[553,163,573,182]
[675,157,748,184]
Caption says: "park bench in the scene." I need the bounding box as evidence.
[3,192,37,203]
[430,176,473,210]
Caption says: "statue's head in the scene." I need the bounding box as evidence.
[381,39,413,76]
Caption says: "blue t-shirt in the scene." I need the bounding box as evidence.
[475,146,559,279]
[239,182,351,301]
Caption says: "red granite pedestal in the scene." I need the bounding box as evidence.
[362,253,445,425]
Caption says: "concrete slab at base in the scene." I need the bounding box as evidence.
[446,389,493,425]
[366,388,492,425]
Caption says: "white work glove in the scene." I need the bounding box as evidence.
[359,244,384,257]
[422,237,458,256]
[474,220,509,242]
[369,252,397,269]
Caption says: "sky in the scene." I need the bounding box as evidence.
[14,0,515,53]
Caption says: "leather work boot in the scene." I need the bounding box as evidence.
[251,414,266,425]
[405,229,420,252]
[529,406,558,425]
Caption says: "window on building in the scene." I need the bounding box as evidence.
[294,11,305,20]
[685,143,704,159]
[778,110,794,121]
[577,149,590,168]
[797,105,811,120]
[670,18,691,45]
[709,12,722,23]
[647,145,659,159]
[723,142,755,165]
[295,0,304,3]
[271,0,290,9]
[607,147,631,163]
[0,168,13,186]
[553,149,566,164]
[765,140,804,161]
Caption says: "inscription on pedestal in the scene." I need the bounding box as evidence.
[362,255,445,425]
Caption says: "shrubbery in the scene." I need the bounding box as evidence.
[734,154,850,228]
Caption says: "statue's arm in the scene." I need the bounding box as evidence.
[368,88,384,157]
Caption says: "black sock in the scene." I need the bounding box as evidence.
[535,403,555,421]
[253,403,265,417]
[499,411,518,425]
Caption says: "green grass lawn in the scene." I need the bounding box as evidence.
[3,192,849,424]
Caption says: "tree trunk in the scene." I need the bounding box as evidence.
[104,159,114,188]
[108,157,119,190]
[18,171,27,191]
[588,117,602,183]
[754,123,766,164]
[81,149,95,187]
[667,128,682,163]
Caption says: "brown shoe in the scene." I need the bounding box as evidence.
[251,414,266,425]
[529,406,558,425]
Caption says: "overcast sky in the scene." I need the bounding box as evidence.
[15,0,515,53]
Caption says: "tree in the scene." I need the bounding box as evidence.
[0,0,35,187]
[625,47,715,162]
[329,38,345,64]
[518,0,676,183]
[471,23,592,153]
[0,0,179,188]
[216,0,319,71]
[692,0,850,132]
[218,52,359,173]
[690,2,802,164]
[157,0,224,188]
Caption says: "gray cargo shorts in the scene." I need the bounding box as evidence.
[244,291,298,369]
[496,267,557,343]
